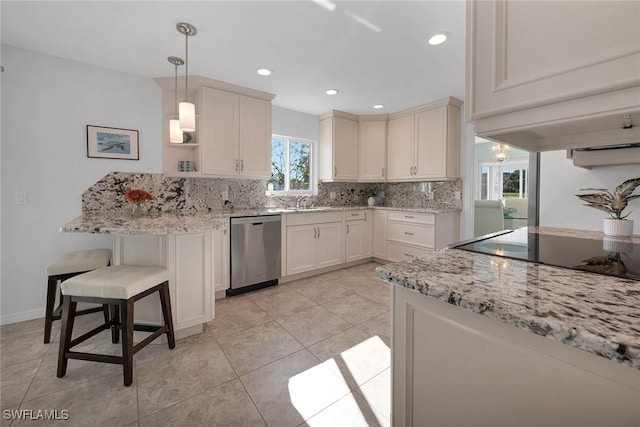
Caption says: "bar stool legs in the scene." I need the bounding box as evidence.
[57,280,175,387]
[44,272,110,344]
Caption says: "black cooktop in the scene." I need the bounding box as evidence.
[455,228,640,281]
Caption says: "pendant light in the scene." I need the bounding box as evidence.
[167,56,184,143]
[177,22,197,132]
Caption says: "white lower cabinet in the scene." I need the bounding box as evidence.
[392,285,640,426]
[113,231,213,334]
[345,210,372,262]
[372,209,388,259]
[285,211,344,276]
[384,210,458,262]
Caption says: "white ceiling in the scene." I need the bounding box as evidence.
[1,1,466,116]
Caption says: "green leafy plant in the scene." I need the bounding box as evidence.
[362,186,379,198]
[576,177,640,219]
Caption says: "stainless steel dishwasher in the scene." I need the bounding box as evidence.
[229,215,281,296]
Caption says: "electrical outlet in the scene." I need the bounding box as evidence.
[427,192,434,200]
[222,190,229,201]
[454,191,461,200]
[330,191,336,199]
[14,192,27,205]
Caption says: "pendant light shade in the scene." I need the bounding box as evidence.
[179,101,196,132]
[167,56,184,143]
[177,22,197,133]
[169,119,183,143]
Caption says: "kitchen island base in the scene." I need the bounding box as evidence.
[392,285,640,426]
[113,232,214,340]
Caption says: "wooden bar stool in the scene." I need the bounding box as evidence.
[56,265,175,386]
[44,249,112,343]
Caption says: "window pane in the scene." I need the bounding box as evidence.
[289,141,311,190]
[502,168,520,198]
[480,165,489,199]
[270,137,285,191]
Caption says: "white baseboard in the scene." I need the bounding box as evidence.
[1,307,44,325]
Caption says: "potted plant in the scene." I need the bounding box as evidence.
[576,177,640,238]
[363,186,379,206]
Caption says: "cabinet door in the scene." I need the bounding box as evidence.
[316,222,344,269]
[172,232,212,327]
[414,107,446,179]
[239,96,272,178]
[345,220,366,262]
[372,210,387,259]
[386,115,414,180]
[359,120,387,181]
[286,225,317,276]
[200,87,239,176]
[333,117,359,180]
[211,226,230,295]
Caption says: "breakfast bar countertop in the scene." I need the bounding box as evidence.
[60,212,230,235]
[376,226,640,369]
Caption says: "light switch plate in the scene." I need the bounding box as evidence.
[330,191,336,199]
[15,192,27,205]
[222,190,229,201]
[454,191,461,200]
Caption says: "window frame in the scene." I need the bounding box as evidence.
[477,159,529,201]
[267,134,317,196]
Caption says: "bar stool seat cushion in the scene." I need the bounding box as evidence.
[61,265,170,300]
[47,249,112,276]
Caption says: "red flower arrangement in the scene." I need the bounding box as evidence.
[124,189,155,205]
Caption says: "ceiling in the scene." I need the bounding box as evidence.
[1,1,466,116]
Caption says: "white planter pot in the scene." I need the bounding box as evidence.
[603,218,634,238]
[367,197,375,206]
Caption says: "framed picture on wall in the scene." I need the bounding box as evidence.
[87,125,139,160]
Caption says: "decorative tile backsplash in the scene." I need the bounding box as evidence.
[82,172,461,214]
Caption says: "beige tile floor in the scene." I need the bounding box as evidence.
[0,262,391,427]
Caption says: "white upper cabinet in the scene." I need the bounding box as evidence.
[387,97,462,181]
[200,87,272,178]
[319,111,359,181]
[155,76,274,178]
[387,115,414,180]
[200,87,239,176]
[238,96,272,178]
[358,117,387,182]
[466,0,640,151]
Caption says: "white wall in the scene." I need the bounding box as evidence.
[272,105,319,141]
[539,150,640,234]
[1,45,162,324]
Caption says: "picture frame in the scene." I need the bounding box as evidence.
[87,125,139,160]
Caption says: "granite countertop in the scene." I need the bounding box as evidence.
[62,205,460,235]
[376,227,640,369]
[61,212,229,235]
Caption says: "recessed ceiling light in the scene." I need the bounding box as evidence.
[373,104,384,109]
[428,33,448,46]
[256,68,272,76]
[325,89,339,95]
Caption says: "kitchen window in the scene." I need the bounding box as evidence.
[268,135,315,194]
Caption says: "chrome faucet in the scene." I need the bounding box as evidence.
[295,194,310,208]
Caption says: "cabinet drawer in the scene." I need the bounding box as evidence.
[388,211,435,225]
[387,242,430,262]
[286,211,343,226]
[345,210,367,221]
[388,222,434,248]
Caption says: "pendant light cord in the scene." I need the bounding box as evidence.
[174,62,178,117]
[185,32,188,103]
